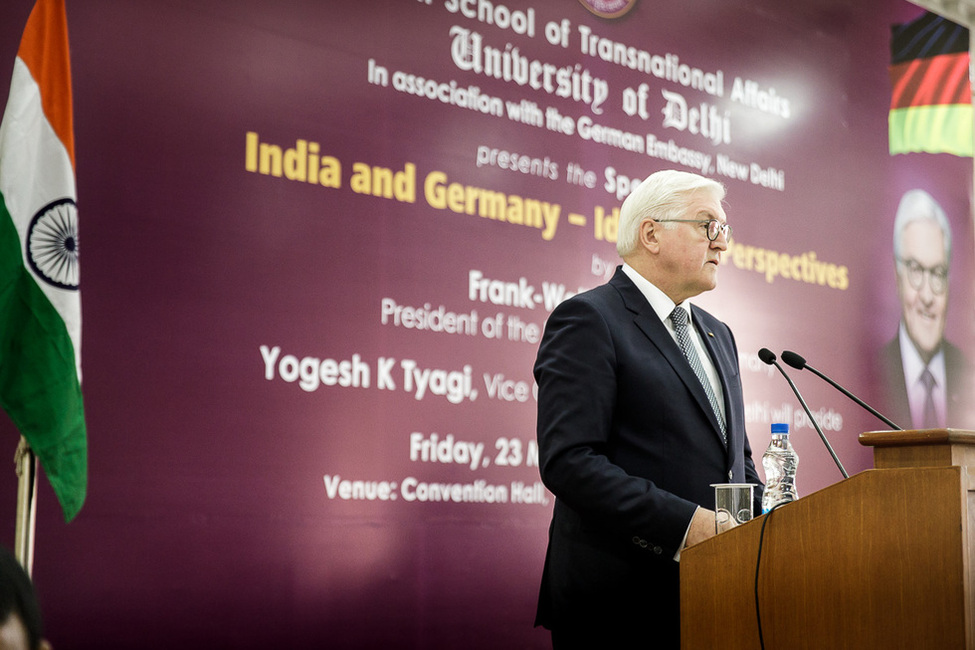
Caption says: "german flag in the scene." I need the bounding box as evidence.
[889,12,971,157]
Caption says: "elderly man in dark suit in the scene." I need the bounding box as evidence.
[533,169,763,649]
[879,188,975,431]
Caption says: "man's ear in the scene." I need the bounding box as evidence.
[639,218,659,253]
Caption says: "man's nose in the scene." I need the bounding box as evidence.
[917,278,936,302]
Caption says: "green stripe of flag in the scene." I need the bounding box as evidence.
[0,193,86,521]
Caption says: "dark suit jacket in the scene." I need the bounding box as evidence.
[533,267,763,646]
[879,335,975,430]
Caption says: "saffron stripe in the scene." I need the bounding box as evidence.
[17,0,74,169]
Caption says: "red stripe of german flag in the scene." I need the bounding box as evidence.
[890,51,969,110]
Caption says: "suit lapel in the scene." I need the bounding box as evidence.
[692,306,733,449]
[611,270,727,446]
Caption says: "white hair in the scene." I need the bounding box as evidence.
[893,188,952,263]
[616,170,726,257]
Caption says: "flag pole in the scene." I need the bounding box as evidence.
[14,436,37,576]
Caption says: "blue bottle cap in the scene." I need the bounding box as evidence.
[771,422,789,434]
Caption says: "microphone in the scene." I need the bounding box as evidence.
[781,350,902,431]
[759,348,849,479]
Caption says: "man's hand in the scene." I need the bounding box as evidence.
[685,507,716,549]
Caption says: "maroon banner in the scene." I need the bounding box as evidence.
[0,0,971,647]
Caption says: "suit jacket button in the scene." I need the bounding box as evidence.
[653,546,663,555]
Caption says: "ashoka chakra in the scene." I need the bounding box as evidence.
[27,198,79,290]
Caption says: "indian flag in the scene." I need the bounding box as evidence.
[0,0,86,522]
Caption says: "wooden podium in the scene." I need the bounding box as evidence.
[680,429,975,649]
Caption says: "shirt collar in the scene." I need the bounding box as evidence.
[621,262,692,326]
[898,321,946,388]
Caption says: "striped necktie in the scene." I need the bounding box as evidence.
[670,307,727,441]
[920,367,939,429]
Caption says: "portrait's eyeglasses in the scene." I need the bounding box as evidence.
[897,257,948,295]
[656,219,732,242]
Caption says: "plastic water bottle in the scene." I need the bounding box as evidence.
[761,423,799,513]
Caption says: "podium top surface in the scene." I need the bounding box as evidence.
[859,428,975,448]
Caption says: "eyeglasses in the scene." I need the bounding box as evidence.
[657,219,732,241]
[897,257,948,294]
